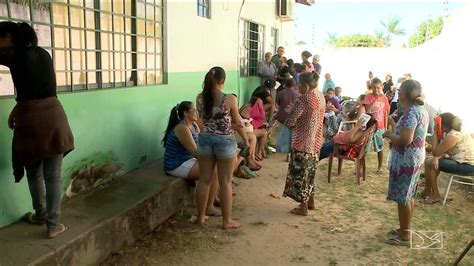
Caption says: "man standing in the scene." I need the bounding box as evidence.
[312,54,322,75]
[258,52,277,84]
[272,46,285,68]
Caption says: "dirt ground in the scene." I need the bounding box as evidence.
[103,150,474,265]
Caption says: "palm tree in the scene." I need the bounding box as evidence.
[380,17,406,46]
[327,32,338,47]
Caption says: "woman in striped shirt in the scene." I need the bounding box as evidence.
[162,101,221,217]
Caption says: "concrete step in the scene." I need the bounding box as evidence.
[0,161,193,265]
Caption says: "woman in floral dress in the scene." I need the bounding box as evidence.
[383,79,429,246]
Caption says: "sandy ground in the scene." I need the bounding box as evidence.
[103,151,474,265]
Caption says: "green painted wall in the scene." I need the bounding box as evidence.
[0,70,260,228]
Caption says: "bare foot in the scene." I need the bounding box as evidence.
[307,198,315,210]
[206,208,222,217]
[290,207,308,216]
[197,215,209,226]
[376,169,383,175]
[222,219,241,230]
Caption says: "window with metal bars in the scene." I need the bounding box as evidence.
[197,0,210,18]
[240,20,264,77]
[0,0,164,96]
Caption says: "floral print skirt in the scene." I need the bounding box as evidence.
[283,151,318,203]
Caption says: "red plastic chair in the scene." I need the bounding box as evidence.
[327,125,376,185]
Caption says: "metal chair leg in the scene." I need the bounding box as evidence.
[443,175,454,206]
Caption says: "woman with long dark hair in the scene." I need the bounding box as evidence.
[197,67,249,229]
[0,21,74,238]
[162,101,221,217]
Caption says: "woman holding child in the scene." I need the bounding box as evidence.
[283,72,325,216]
[382,80,429,246]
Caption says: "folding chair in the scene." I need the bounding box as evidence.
[327,125,376,185]
[442,174,474,205]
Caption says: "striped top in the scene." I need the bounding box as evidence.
[164,122,199,172]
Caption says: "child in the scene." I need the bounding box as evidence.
[363,77,390,174]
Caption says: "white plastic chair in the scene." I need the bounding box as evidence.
[443,174,474,205]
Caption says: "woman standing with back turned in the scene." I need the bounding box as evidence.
[197,67,249,229]
[0,22,74,239]
[283,72,325,216]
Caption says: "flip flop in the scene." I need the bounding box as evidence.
[386,236,409,247]
[388,228,400,236]
[421,197,441,205]
[47,223,69,239]
[23,212,45,225]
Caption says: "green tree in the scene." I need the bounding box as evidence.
[380,17,406,46]
[408,16,444,47]
[334,34,377,47]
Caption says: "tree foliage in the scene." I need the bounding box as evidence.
[408,16,444,47]
[333,34,377,47]
[380,17,406,47]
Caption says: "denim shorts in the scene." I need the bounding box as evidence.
[198,133,237,160]
[439,158,474,176]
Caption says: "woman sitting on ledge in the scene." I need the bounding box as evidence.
[422,112,474,204]
[162,101,222,216]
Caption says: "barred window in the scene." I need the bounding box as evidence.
[239,20,264,77]
[197,0,210,19]
[0,0,164,96]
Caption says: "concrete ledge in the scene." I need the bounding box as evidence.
[0,161,193,265]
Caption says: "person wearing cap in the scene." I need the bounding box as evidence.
[272,46,285,68]
[312,55,322,75]
[258,52,278,85]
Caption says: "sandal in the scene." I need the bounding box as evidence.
[386,235,409,247]
[47,223,69,239]
[23,212,45,225]
[421,197,441,205]
[241,166,257,178]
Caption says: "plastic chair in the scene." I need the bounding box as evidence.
[442,174,474,205]
[327,125,376,185]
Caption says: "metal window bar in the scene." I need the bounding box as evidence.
[0,0,163,96]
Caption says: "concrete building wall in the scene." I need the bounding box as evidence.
[0,0,299,227]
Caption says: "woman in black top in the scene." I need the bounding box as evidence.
[0,22,74,238]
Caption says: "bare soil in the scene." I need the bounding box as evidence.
[103,151,474,265]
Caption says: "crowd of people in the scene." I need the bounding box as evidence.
[2,22,473,247]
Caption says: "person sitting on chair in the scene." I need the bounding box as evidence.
[422,112,474,204]
[319,114,377,161]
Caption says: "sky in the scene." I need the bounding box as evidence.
[294,0,466,47]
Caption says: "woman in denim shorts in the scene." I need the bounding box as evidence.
[196,67,250,229]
